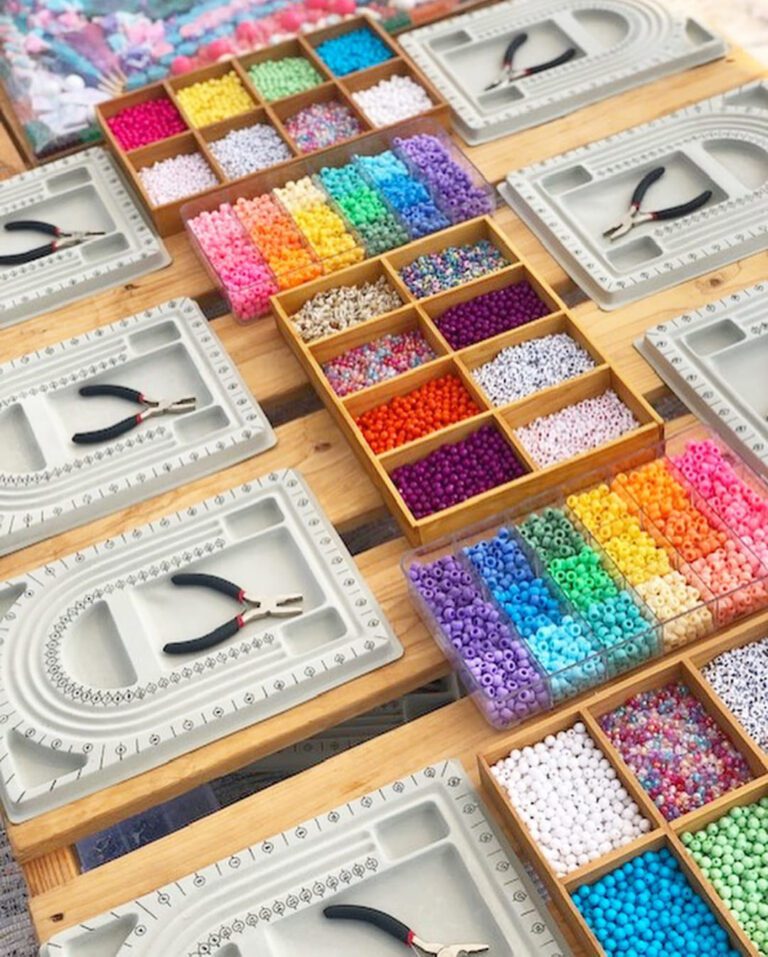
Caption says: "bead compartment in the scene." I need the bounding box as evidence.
[273,216,662,544]
[96,18,448,235]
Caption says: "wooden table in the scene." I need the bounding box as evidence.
[0,37,766,954]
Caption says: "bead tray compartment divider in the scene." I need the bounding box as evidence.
[402,422,768,729]
[181,118,496,322]
[96,16,449,236]
[272,214,662,545]
[477,619,768,957]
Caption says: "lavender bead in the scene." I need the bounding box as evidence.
[409,554,550,725]
[392,426,526,519]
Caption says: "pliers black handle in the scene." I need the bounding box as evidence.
[164,574,245,655]
[324,905,489,956]
[0,220,105,266]
[72,385,148,445]
[485,32,577,90]
[604,165,713,240]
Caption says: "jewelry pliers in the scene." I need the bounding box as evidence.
[71,384,197,445]
[163,573,304,655]
[324,905,489,957]
[484,32,577,91]
[0,220,106,266]
[603,166,713,241]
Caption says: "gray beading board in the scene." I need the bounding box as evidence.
[638,282,768,476]
[0,297,276,556]
[500,81,768,309]
[0,147,170,327]
[0,469,403,821]
[39,760,571,957]
[401,0,726,145]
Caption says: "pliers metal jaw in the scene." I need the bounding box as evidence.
[0,220,106,266]
[324,905,489,957]
[484,32,577,91]
[603,166,713,241]
[71,384,196,444]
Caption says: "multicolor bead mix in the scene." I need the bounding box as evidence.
[398,240,509,298]
[472,333,596,407]
[408,554,550,726]
[209,123,292,179]
[515,390,640,468]
[392,425,526,519]
[353,75,434,127]
[492,722,650,876]
[139,151,218,205]
[247,56,323,102]
[355,373,480,453]
[573,848,740,957]
[702,637,768,750]
[323,329,436,397]
[291,275,402,343]
[434,280,551,350]
[188,133,493,320]
[175,71,254,127]
[285,100,363,153]
[599,681,752,820]
[683,798,768,954]
[314,28,394,76]
[107,97,186,151]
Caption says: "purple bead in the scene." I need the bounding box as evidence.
[436,281,551,350]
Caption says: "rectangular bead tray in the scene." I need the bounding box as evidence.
[96,16,448,236]
[478,612,768,957]
[272,215,662,545]
[40,760,570,957]
[0,469,402,822]
[181,118,495,322]
[403,422,768,728]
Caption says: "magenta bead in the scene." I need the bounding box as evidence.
[107,98,187,151]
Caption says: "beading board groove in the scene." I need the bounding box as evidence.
[500,81,768,309]
[638,282,768,478]
[0,297,276,556]
[0,148,170,326]
[39,760,570,957]
[401,0,726,145]
[0,469,402,821]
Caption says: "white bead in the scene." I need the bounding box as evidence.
[353,74,434,128]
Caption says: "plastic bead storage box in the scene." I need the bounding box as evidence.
[183,120,494,321]
[273,215,662,545]
[96,17,447,235]
[403,425,768,729]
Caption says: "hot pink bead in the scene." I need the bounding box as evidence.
[107,97,187,151]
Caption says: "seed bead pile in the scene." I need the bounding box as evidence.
[492,723,650,876]
[210,123,292,179]
[702,637,768,750]
[472,332,595,406]
[234,194,321,291]
[673,439,768,568]
[139,152,218,205]
[569,484,713,651]
[573,848,739,957]
[285,101,363,153]
[399,243,508,298]
[600,681,752,820]
[319,164,409,254]
[188,204,277,318]
[408,554,550,726]
[323,330,436,396]
[614,458,768,623]
[683,798,768,953]
[247,57,323,102]
[515,390,639,468]
[355,374,480,453]
[353,75,433,127]
[176,71,254,127]
[395,134,493,222]
[315,28,394,76]
[435,281,552,350]
[290,275,401,342]
[107,97,186,151]
[357,151,449,239]
[275,176,363,272]
[391,425,526,519]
